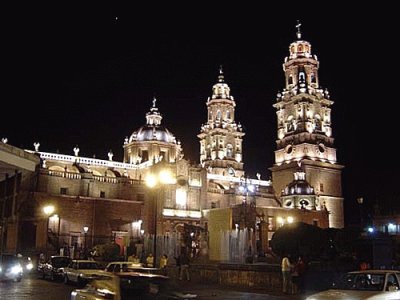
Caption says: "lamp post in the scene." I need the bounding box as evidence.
[145,169,175,267]
[357,197,364,230]
[83,226,89,258]
[43,205,55,258]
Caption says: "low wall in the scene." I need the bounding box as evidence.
[167,263,282,291]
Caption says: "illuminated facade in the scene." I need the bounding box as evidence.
[270,25,344,228]
[0,25,342,258]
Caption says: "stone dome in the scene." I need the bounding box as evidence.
[130,125,176,143]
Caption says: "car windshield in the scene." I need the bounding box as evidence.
[333,273,385,291]
[1,255,19,265]
[79,262,99,269]
[52,257,71,268]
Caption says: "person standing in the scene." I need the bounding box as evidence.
[281,254,292,294]
[146,253,154,268]
[160,254,168,275]
[179,251,190,281]
[292,256,306,294]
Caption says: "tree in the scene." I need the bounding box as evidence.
[270,222,327,259]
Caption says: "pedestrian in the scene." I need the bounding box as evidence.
[292,256,306,294]
[146,253,154,268]
[179,251,190,281]
[174,254,181,278]
[160,254,168,275]
[281,254,292,294]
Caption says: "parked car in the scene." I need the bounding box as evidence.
[105,261,164,275]
[0,254,23,282]
[63,260,106,286]
[71,272,197,299]
[37,255,72,280]
[306,270,400,300]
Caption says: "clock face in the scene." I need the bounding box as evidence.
[228,167,235,176]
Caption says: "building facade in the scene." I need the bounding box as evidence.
[0,25,342,260]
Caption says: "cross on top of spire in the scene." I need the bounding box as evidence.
[296,20,302,40]
[218,65,225,83]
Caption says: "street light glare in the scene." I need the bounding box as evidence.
[83,226,89,233]
[145,174,158,188]
[159,170,175,184]
[43,205,55,216]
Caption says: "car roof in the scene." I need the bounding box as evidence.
[348,270,400,274]
[117,272,168,279]
[72,260,99,263]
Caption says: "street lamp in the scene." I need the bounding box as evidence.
[357,197,364,230]
[145,169,175,267]
[83,226,89,258]
[43,205,55,258]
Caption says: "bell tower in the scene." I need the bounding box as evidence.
[198,67,245,183]
[270,22,344,228]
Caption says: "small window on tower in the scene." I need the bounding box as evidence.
[313,219,319,226]
[60,188,68,195]
[217,110,222,120]
[311,73,316,83]
[100,191,106,198]
[141,150,149,162]
[288,75,293,85]
[320,183,324,192]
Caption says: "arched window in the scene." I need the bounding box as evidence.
[227,144,233,158]
[314,114,322,131]
[288,75,293,85]
[299,72,305,82]
[298,44,303,52]
[311,73,316,83]
[226,110,231,120]
[208,111,212,121]
[287,115,295,132]
[217,110,222,120]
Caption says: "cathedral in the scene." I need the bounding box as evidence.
[0,25,343,259]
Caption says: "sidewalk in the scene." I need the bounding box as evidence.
[173,279,306,299]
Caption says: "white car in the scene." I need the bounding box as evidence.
[63,260,106,286]
[306,270,400,300]
[71,272,197,300]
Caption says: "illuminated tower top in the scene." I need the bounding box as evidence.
[273,22,335,165]
[198,67,244,182]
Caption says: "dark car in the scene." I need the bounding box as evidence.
[38,255,72,281]
[0,254,23,282]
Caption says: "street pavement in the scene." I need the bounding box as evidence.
[0,272,307,300]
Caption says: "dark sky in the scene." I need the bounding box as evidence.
[2,5,399,224]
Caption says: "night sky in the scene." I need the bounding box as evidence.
[2,5,399,225]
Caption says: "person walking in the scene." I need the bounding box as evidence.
[281,254,292,294]
[179,251,190,281]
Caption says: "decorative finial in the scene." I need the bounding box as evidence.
[218,65,224,83]
[73,145,80,157]
[108,150,113,161]
[152,96,157,108]
[124,136,129,144]
[296,20,302,39]
[34,142,40,152]
[2,137,8,144]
